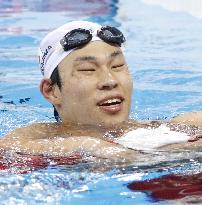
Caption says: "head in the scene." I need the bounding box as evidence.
[39,21,133,127]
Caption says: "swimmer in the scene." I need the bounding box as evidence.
[0,21,201,162]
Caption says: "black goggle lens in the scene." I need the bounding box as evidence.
[97,26,125,46]
[60,28,92,51]
[60,26,125,51]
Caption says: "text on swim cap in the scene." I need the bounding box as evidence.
[40,45,52,75]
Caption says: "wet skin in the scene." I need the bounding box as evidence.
[42,41,133,127]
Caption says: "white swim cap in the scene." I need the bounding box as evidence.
[38,21,102,78]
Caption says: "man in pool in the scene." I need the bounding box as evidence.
[0,21,201,162]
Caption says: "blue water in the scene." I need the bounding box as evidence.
[0,0,202,204]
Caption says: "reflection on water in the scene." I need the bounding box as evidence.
[128,172,202,202]
[0,0,114,13]
[142,0,202,19]
[0,0,118,34]
[0,149,201,204]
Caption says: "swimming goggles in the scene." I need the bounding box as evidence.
[60,26,125,51]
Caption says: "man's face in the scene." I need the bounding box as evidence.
[57,41,133,127]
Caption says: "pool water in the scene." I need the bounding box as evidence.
[0,0,202,204]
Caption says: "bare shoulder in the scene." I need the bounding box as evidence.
[1,122,61,140]
[171,111,202,126]
[0,122,68,152]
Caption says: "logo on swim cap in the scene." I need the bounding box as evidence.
[39,45,52,75]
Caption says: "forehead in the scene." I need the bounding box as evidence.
[59,41,125,69]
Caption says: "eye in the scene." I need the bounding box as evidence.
[78,69,95,71]
[77,68,96,75]
[111,64,125,71]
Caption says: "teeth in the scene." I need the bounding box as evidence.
[106,99,121,104]
[101,98,121,106]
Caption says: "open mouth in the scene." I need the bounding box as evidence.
[97,97,124,114]
[97,98,123,106]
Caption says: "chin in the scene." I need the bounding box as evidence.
[97,117,129,128]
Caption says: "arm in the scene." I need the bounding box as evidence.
[163,112,202,150]
[171,111,202,126]
[26,137,139,162]
[158,137,202,151]
[0,124,139,162]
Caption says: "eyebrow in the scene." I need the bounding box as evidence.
[74,56,96,62]
[73,50,122,63]
[110,50,122,58]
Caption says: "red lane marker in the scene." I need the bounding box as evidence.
[127,173,202,201]
[0,153,82,173]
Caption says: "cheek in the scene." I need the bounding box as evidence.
[126,75,133,89]
[119,73,133,93]
[63,78,95,102]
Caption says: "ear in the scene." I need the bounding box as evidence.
[40,79,61,106]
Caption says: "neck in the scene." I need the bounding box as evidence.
[58,121,129,138]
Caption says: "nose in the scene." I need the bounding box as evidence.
[97,69,118,90]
